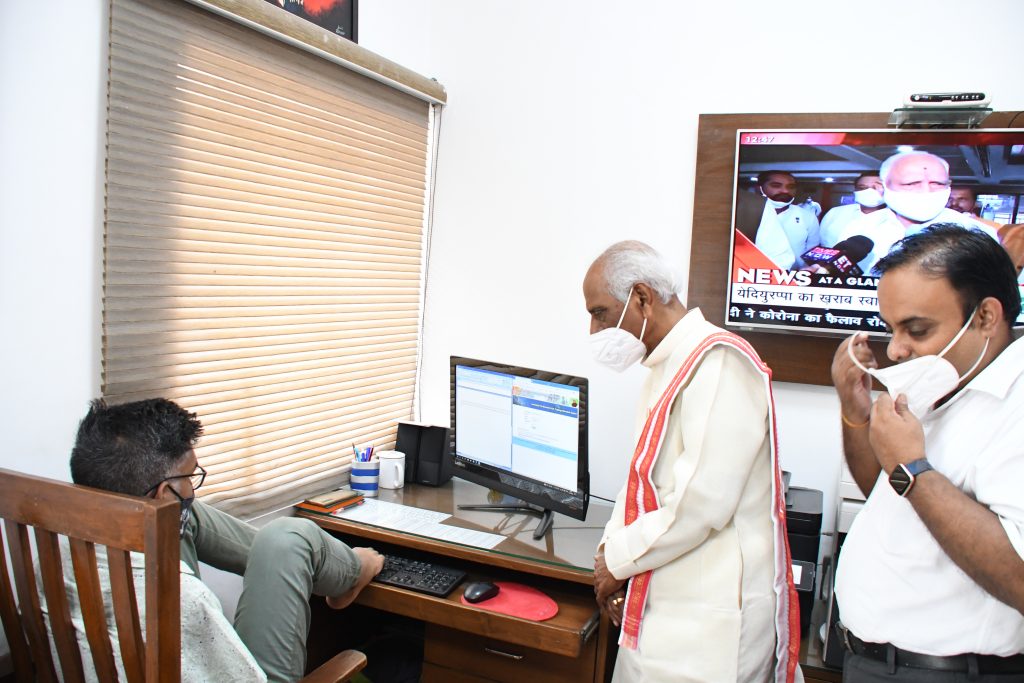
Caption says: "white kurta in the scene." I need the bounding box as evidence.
[819,203,869,248]
[754,202,821,269]
[837,207,998,274]
[602,309,778,683]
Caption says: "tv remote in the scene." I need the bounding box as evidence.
[904,92,989,107]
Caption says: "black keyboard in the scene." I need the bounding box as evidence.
[372,554,466,598]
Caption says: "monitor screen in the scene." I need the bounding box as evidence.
[449,357,589,522]
[726,129,1024,337]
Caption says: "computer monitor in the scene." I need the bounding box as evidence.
[449,356,589,540]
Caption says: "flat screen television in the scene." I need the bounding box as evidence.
[726,129,1024,337]
[449,357,589,539]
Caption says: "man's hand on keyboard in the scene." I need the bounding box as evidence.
[326,547,384,610]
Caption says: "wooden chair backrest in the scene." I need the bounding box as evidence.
[0,468,181,683]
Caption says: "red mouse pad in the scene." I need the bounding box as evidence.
[459,581,559,621]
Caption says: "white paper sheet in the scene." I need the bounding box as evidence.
[331,498,504,549]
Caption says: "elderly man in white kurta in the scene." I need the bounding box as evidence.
[584,241,801,683]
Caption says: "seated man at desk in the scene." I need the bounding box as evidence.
[584,241,801,683]
[65,398,383,683]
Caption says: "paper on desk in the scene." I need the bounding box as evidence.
[335,498,449,525]
[429,525,504,549]
[331,498,504,549]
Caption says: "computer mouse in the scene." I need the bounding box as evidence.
[462,581,500,603]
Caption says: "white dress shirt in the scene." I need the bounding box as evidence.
[837,207,998,274]
[836,335,1024,657]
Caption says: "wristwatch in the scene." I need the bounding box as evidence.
[889,458,934,497]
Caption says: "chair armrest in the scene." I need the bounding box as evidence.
[299,649,367,683]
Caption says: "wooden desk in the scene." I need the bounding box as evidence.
[298,479,615,683]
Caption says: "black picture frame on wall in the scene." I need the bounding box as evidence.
[266,0,358,43]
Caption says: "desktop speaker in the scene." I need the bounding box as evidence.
[395,422,452,487]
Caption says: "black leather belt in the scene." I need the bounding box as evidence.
[841,626,1024,674]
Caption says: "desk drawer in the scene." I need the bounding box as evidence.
[425,624,596,683]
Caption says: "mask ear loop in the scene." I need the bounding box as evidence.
[617,287,648,344]
[846,335,873,375]
[957,337,989,383]
[615,287,634,329]
[937,306,979,359]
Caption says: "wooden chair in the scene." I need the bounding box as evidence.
[0,468,367,682]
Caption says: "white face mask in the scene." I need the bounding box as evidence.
[590,287,648,372]
[847,308,988,418]
[760,187,794,210]
[853,188,885,208]
[883,186,951,223]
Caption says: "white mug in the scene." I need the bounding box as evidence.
[377,450,405,489]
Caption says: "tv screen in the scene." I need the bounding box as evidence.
[449,357,589,530]
[726,129,1024,337]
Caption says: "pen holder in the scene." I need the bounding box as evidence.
[349,457,379,497]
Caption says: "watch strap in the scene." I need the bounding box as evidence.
[904,458,933,478]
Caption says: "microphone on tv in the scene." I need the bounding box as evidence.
[801,236,874,277]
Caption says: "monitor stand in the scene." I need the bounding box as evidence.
[457,501,555,540]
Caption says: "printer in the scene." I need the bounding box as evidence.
[783,477,823,637]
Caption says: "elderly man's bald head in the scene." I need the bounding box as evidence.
[879,151,950,188]
[586,241,679,305]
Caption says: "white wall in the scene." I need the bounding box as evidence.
[357,0,1024,537]
[2,0,1023,568]
[1,0,107,481]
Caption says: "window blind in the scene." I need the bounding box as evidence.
[104,0,441,518]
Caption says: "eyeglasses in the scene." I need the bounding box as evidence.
[145,464,207,496]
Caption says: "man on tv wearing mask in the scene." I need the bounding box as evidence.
[583,241,801,683]
[752,170,821,270]
[837,151,999,273]
[819,172,887,248]
[831,225,1024,682]
[66,398,384,682]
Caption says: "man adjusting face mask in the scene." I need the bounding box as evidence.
[847,307,988,418]
[590,286,647,372]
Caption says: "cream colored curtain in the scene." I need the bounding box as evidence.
[104,0,438,517]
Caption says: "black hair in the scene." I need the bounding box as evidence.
[875,224,1021,325]
[757,170,795,187]
[950,185,978,199]
[70,398,203,497]
[855,172,881,182]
